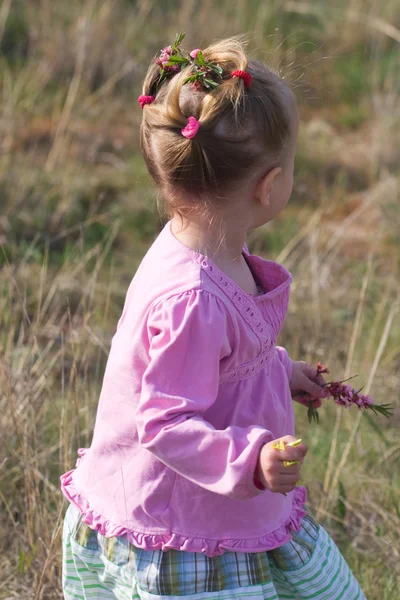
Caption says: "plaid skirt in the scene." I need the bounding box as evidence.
[62,503,366,600]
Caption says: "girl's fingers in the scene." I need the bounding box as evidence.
[277,443,308,463]
[278,465,301,475]
[278,435,300,445]
[299,373,326,399]
[301,364,328,397]
[294,394,322,409]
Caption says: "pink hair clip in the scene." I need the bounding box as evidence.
[138,95,155,109]
[231,69,252,88]
[181,116,200,139]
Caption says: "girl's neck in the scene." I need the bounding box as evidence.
[171,213,248,266]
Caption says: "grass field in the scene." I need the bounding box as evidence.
[0,1,399,598]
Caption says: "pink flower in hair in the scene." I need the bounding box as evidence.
[192,80,204,91]
[190,48,201,59]
[155,45,173,67]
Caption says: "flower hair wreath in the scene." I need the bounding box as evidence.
[138,33,252,139]
[155,32,224,92]
[138,33,252,103]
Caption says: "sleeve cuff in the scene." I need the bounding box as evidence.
[245,431,272,497]
[253,473,265,491]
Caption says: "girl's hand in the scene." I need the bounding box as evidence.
[254,435,308,494]
[290,361,328,409]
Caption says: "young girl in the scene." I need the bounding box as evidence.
[61,36,366,600]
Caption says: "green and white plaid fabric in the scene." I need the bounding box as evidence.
[62,503,366,600]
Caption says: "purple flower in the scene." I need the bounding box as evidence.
[316,361,329,374]
[164,64,180,73]
[363,394,373,406]
[309,362,392,422]
[192,79,204,91]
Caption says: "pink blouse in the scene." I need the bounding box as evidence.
[60,221,307,557]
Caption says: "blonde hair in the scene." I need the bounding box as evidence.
[140,37,292,217]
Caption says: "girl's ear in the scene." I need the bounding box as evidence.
[254,167,282,207]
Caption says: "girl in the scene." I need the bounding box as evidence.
[61,36,366,600]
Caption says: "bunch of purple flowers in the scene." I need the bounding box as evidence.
[307,362,393,423]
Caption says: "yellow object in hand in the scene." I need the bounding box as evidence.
[273,438,302,467]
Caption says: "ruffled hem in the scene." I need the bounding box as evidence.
[60,448,307,557]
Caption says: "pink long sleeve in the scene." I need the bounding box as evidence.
[135,289,273,500]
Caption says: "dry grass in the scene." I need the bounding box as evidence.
[1,0,400,598]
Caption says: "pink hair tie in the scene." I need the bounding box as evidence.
[181,116,200,139]
[231,69,252,88]
[138,95,155,109]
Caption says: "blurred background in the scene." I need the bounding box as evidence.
[0,0,399,598]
